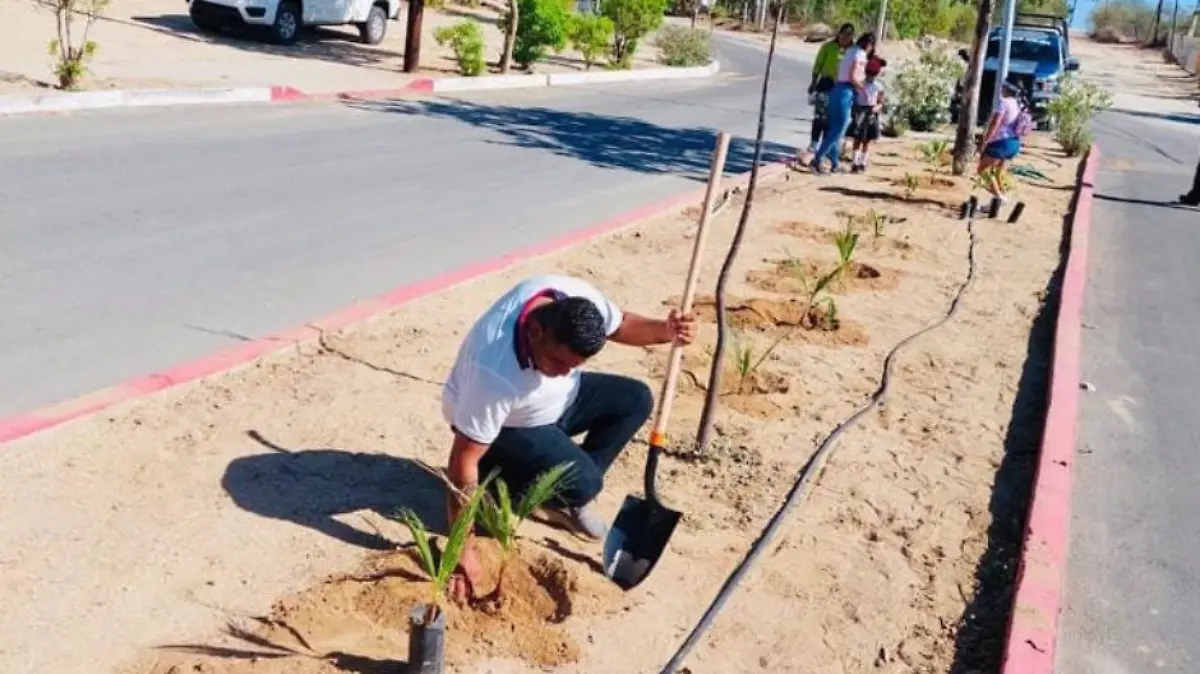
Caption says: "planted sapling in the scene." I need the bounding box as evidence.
[903,173,921,200]
[832,220,860,282]
[477,463,574,603]
[396,471,495,625]
[919,139,951,177]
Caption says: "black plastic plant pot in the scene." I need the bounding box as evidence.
[988,196,1002,219]
[1007,201,1026,224]
[408,603,446,674]
[962,195,978,220]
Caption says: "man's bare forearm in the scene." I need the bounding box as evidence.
[446,433,486,528]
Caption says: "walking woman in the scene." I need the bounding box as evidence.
[798,23,855,165]
[977,80,1032,204]
[809,32,876,175]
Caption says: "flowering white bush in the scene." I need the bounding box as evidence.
[1047,75,1114,156]
[885,44,965,133]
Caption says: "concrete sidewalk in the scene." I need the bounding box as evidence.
[1056,106,1200,673]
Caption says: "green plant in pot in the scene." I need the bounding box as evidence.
[476,463,574,607]
[396,470,495,674]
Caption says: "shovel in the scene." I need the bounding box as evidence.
[603,131,732,590]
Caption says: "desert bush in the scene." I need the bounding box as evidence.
[1091,0,1157,43]
[603,0,668,68]
[1047,75,1114,156]
[426,0,446,9]
[655,25,712,66]
[45,0,109,89]
[435,20,487,76]
[569,14,615,70]
[886,44,964,132]
[501,0,572,68]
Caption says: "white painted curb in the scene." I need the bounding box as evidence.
[546,60,720,87]
[0,87,273,116]
[432,73,550,93]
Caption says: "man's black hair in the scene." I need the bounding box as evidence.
[838,22,855,34]
[530,297,608,358]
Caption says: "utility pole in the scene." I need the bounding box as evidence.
[993,0,1017,114]
[874,0,888,45]
[403,0,424,73]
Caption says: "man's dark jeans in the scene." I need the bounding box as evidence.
[480,372,652,509]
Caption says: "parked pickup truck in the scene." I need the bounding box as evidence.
[187,0,402,45]
[951,13,1081,129]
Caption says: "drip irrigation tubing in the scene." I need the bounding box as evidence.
[660,213,983,674]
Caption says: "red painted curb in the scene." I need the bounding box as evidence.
[268,79,436,103]
[998,145,1100,674]
[0,164,784,447]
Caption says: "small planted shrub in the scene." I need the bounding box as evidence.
[435,20,487,76]
[477,464,574,603]
[506,0,572,69]
[886,44,964,132]
[603,0,668,68]
[728,330,785,394]
[832,220,860,282]
[1047,75,1114,157]
[655,25,711,67]
[569,13,615,70]
[46,0,109,89]
[863,209,887,238]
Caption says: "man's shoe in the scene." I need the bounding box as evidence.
[545,505,608,540]
[1180,192,1200,206]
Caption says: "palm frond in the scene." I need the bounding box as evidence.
[434,471,494,592]
[479,477,516,552]
[516,462,574,520]
[396,509,438,579]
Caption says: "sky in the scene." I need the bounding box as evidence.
[1068,0,1200,29]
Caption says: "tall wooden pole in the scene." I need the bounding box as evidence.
[403,0,425,73]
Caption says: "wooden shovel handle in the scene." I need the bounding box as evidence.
[648,131,731,450]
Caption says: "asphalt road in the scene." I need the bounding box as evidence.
[0,34,812,418]
[1057,106,1200,673]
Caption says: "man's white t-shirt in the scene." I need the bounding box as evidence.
[440,275,624,445]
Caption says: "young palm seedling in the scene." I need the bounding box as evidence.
[832,219,860,284]
[728,329,787,394]
[863,209,887,238]
[903,173,921,200]
[919,139,951,178]
[476,463,574,605]
[396,471,495,625]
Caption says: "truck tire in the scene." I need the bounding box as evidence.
[271,2,301,45]
[189,5,223,31]
[359,4,388,44]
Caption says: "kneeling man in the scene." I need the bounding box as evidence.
[440,274,695,599]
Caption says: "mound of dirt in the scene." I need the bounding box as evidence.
[747,259,901,295]
[133,540,625,674]
[677,295,869,347]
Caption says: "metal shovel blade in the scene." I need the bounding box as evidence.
[602,493,681,590]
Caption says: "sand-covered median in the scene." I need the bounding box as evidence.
[1,133,1080,674]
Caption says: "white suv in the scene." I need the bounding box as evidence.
[186,0,402,45]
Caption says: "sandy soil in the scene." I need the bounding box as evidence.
[0,0,664,94]
[0,127,1079,673]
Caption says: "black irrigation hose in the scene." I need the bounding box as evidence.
[660,214,983,674]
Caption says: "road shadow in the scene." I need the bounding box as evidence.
[1110,106,1200,127]
[222,430,447,550]
[947,158,1078,673]
[1095,192,1199,211]
[159,619,405,673]
[126,13,402,73]
[344,97,794,178]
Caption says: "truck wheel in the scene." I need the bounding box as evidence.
[189,5,222,31]
[271,2,301,45]
[359,4,387,44]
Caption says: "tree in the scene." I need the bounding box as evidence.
[46,0,110,89]
[603,0,668,67]
[501,0,519,72]
[951,0,993,175]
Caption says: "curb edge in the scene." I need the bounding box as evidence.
[997,144,1100,674]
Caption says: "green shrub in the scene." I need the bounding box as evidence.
[603,0,668,68]
[1047,75,1114,156]
[503,0,572,69]
[426,0,446,9]
[435,20,487,76]
[1091,0,1157,42]
[885,44,965,132]
[569,14,615,70]
[655,24,711,66]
